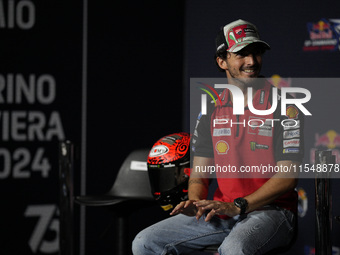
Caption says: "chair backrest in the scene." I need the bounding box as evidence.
[108,149,153,200]
[58,141,74,255]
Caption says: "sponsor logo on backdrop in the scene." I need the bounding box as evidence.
[304,245,340,255]
[269,74,292,89]
[297,187,308,218]
[25,204,59,253]
[310,129,340,163]
[269,74,299,99]
[0,0,36,29]
[303,18,340,51]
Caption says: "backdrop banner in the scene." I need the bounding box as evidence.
[0,1,84,254]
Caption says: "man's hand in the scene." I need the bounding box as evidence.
[170,200,202,218]
[194,200,240,221]
[170,199,241,222]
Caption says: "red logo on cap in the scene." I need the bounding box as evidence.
[232,25,247,40]
[233,25,247,40]
[226,24,248,50]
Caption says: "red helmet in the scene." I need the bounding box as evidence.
[147,132,191,211]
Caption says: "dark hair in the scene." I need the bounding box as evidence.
[214,45,229,72]
[214,43,267,72]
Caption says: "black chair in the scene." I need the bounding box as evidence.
[74,148,156,255]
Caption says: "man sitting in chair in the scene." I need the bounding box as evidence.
[133,19,303,255]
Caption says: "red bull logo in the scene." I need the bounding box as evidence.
[269,75,296,98]
[310,20,332,39]
[314,130,340,149]
[269,74,292,89]
[303,18,340,51]
[310,130,340,163]
[313,20,330,30]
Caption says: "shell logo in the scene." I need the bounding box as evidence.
[215,140,229,155]
[286,105,299,119]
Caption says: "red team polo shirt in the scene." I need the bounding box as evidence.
[192,81,304,216]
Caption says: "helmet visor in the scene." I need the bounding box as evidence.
[148,166,190,192]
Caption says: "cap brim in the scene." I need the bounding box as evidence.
[229,40,270,53]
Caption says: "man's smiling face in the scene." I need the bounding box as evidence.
[217,43,266,82]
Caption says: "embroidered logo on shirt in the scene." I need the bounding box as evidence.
[283,139,300,148]
[250,141,269,151]
[259,90,265,104]
[213,128,231,136]
[247,116,273,137]
[215,140,230,154]
[286,106,299,119]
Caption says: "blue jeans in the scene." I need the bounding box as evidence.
[132,205,295,255]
